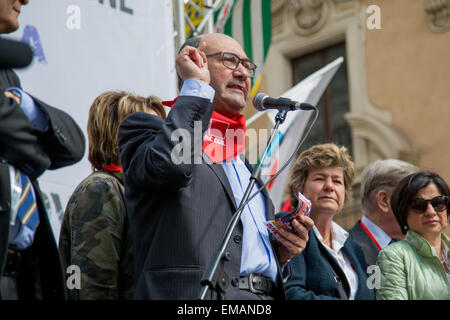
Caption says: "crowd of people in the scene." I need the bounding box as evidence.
[0,0,449,300]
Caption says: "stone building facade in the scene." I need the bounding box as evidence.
[243,0,450,235]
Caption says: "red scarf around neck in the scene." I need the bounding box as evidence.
[162,97,246,163]
[102,164,123,173]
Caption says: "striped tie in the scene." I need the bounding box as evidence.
[16,171,40,232]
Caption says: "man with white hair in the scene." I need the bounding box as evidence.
[348,159,419,267]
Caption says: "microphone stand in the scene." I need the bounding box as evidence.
[199,109,289,300]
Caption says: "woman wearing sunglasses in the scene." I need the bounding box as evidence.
[377,170,450,299]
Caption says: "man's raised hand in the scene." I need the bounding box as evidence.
[176,42,210,84]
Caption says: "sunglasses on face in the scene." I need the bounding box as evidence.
[409,195,449,214]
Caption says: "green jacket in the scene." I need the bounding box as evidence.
[59,170,135,300]
[376,230,450,300]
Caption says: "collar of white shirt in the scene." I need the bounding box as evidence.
[361,215,392,249]
[313,221,349,254]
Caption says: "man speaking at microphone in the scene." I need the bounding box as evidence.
[118,33,313,300]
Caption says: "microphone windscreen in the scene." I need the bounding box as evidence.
[252,92,268,111]
[0,38,33,69]
[300,103,316,111]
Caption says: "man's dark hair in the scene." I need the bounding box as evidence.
[177,36,202,91]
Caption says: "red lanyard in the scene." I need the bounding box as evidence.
[359,220,381,250]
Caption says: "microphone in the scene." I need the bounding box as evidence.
[253,92,315,111]
[0,38,33,69]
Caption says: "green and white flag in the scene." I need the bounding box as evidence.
[215,0,271,90]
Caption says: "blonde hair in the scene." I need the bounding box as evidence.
[87,91,166,170]
[288,143,355,207]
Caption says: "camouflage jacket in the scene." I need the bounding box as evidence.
[58,170,135,299]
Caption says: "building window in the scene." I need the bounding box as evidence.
[292,43,352,155]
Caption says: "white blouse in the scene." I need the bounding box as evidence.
[313,222,359,300]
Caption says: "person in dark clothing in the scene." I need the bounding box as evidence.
[0,0,85,299]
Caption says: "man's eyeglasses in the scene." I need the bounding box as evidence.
[409,195,449,213]
[206,52,257,78]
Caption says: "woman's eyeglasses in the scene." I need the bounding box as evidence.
[409,195,449,213]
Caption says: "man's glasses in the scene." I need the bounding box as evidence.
[206,52,257,77]
[409,195,449,213]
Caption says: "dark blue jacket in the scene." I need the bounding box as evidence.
[284,228,375,300]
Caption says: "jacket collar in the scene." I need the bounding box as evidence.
[405,230,450,258]
[205,153,274,219]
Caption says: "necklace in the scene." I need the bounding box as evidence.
[323,231,333,249]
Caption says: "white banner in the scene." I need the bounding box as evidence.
[6,0,177,240]
[249,57,344,211]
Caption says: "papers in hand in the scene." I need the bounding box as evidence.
[266,192,311,236]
